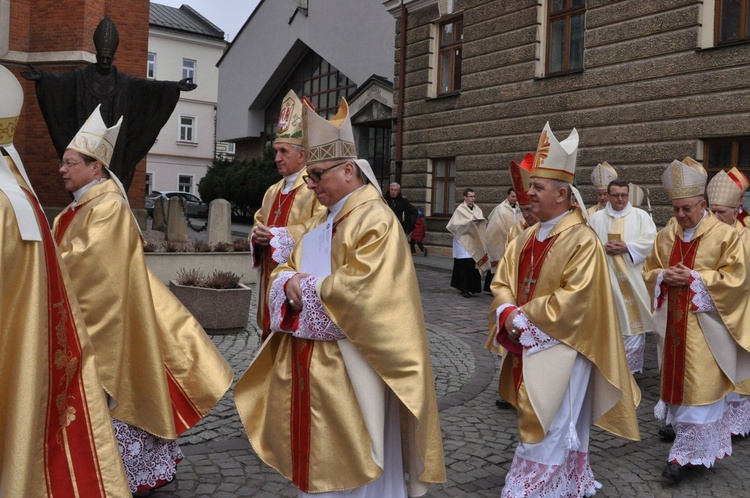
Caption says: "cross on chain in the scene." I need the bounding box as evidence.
[523,273,537,295]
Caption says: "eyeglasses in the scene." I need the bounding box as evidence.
[303,161,347,184]
[59,159,84,169]
[672,199,703,215]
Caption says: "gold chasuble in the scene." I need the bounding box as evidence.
[1,158,130,496]
[643,214,750,406]
[485,200,517,268]
[447,201,490,271]
[53,179,233,439]
[252,172,325,338]
[489,209,640,443]
[235,185,445,494]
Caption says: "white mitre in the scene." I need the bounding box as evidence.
[531,122,579,184]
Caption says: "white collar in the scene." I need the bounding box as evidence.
[682,211,708,242]
[282,170,303,194]
[72,178,107,205]
[606,202,632,219]
[327,185,366,221]
[537,210,569,241]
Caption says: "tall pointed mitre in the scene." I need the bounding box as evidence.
[707,168,749,207]
[590,161,618,190]
[661,156,707,199]
[628,183,645,207]
[303,97,380,190]
[67,104,122,167]
[510,153,534,205]
[275,90,307,146]
[531,122,579,184]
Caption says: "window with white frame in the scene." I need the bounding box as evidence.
[178,115,196,143]
[178,175,193,193]
[182,58,196,81]
[147,53,156,79]
[546,0,585,76]
[437,15,463,95]
[145,172,153,195]
[716,0,750,44]
[431,157,457,216]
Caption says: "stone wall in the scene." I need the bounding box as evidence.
[394,0,750,245]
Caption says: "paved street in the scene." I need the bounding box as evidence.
[150,257,750,497]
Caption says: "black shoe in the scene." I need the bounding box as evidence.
[495,399,512,409]
[662,462,684,483]
[659,424,676,442]
[423,248,428,257]
[461,291,471,298]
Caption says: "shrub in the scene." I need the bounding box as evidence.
[203,270,242,289]
[233,238,251,252]
[143,242,159,253]
[213,241,233,252]
[175,268,205,287]
[164,241,188,253]
[192,240,212,253]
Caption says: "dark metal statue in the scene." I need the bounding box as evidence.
[21,16,197,192]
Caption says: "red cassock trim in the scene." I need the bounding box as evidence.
[290,338,315,492]
[54,206,77,244]
[24,189,107,497]
[662,237,701,405]
[166,369,204,435]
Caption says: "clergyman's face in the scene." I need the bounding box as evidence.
[528,177,564,222]
[59,150,97,192]
[608,185,629,211]
[273,143,306,177]
[596,189,609,207]
[507,191,517,205]
[672,196,706,229]
[464,192,476,205]
[520,204,538,226]
[710,204,738,225]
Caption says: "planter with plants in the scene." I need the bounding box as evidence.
[169,268,252,332]
[145,238,254,285]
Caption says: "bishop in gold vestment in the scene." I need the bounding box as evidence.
[53,107,233,492]
[235,98,445,497]
[0,64,130,497]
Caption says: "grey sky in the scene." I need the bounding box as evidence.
[152,0,262,42]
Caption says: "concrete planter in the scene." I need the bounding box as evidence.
[169,281,253,331]
[146,252,255,285]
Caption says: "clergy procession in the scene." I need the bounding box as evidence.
[4,52,750,496]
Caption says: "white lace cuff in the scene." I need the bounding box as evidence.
[689,270,716,312]
[296,275,345,341]
[269,271,297,332]
[269,227,294,265]
[515,312,560,355]
[653,271,666,310]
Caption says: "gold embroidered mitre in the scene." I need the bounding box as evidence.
[531,122,579,184]
[662,157,707,199]
[275,90,308,146]
[590,161,618,190]
[628,183,647,207]
[707,169,749,208]
[510,153,534,205]
[67,104,122,167]
[0,65,22,146]
[303,97,357,165]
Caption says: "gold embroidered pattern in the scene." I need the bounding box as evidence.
[52,301,79,444]
[0,116,19,144]
[533,130,549,172]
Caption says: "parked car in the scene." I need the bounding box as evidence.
[145,190,208,218]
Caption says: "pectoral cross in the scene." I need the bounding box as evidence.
[523,272,537,295]
[274,207,282,217]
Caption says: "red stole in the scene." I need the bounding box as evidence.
[259,187,300,339]
[509,234,557,394]
[661,236,701,405]
[24,189,109,497]
[54,205,78,245]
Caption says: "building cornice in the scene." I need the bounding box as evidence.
[384,0,437,17]
[149,28,227,49]
[1,50,96,65]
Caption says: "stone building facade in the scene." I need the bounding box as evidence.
[385,0,750,249]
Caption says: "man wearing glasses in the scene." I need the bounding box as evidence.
[643,157,750,483]
[251,90,326,340]
[590,178,656,374]
[235,98,445,497]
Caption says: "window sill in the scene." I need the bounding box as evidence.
[176,141,198,147]
[426,91,461,102]
[697,39,750,52]
[534,68,584,81]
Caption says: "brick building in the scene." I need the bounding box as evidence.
[384,0,750,249]
[1,0,151,219]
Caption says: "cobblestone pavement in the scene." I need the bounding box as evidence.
[150,262,750,497]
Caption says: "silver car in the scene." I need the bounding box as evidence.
[145,190,208,218]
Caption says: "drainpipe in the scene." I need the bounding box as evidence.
[395,0,407,185]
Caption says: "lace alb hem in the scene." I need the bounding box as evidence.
[494,303,517,347]
[516,312,559,355]
[668,417,732,467]
[725,396,750,437]
[653,271,665,310]
[625,340,644,374]
[112,419,183,493]
[689,270,716,312]
[269,227,294,265]
[296,275,345,341]
[502,450,601,498]
[269,271,297,331]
